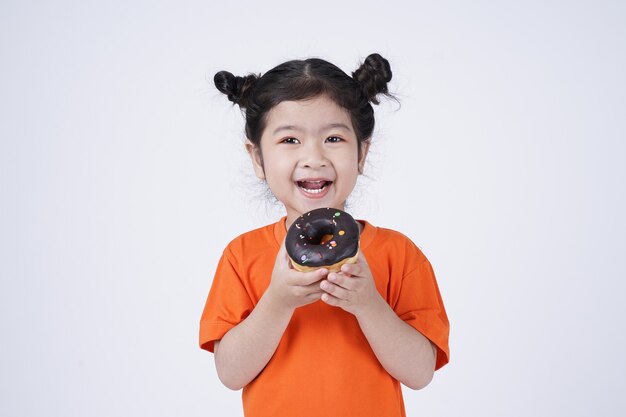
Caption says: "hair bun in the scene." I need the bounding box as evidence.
[214,71,258,108]
[352,53,392,105]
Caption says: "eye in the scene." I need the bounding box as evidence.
[326,136,343,143]
[281,137,300,144]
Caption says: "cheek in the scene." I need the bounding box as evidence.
[262,156,292,182]
[335,162,360,191]
[338,149,361,173]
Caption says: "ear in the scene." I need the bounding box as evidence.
[245,140,265,180]
[358,140,371,174]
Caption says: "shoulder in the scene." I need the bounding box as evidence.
[361,221,430,270]
[364,223,426,256]
[373,226,416,244]
[222,221,280,259]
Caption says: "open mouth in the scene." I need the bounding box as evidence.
[296,180,332,194]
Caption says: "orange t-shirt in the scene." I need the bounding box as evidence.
[199,218,450,417]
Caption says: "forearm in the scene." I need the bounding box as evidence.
[214,292,294,390]
[356,296,437,390]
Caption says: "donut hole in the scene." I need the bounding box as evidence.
[305,222,336,245]
[319,234,334,245]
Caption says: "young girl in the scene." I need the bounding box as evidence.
[199,53,450,417]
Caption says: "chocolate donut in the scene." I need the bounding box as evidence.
[286,208,360,272]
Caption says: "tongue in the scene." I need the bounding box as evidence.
[300,181,325,190]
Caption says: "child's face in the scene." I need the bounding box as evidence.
[247,95,368,225]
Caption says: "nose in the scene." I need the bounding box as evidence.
[300,142,328,169]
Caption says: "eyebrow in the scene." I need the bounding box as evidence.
[272,123,352,135]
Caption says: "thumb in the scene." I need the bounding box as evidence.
[275,239,292,270]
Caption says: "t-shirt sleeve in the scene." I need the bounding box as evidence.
[199,245,254,353]
[393,254,450,370]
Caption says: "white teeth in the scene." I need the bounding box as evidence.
[302,187,324,194]
[298,181,328,194]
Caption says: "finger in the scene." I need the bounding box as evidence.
[302,281,326,296]
[302,288,324,300]
[320,279,351,301]
[321,292,342,307]
[289,267,329,286]
[293,282,324,303]
[275,240,292,270]
[306,292,323,302]
[340,262,361,277]
[327,271,357,290]
[357,250,372,268]
[343,251,371,276]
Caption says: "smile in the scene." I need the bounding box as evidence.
[296,180,333,197]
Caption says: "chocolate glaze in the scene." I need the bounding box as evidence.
[286,208,360,268]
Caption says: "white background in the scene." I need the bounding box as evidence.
[1,1,625,416]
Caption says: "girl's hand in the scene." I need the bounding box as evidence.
[319,252,385,317]
[265,241,329,311]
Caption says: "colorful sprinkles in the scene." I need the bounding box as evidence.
[285,208,358,268]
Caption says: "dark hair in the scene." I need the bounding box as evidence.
[214,53,393,154]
